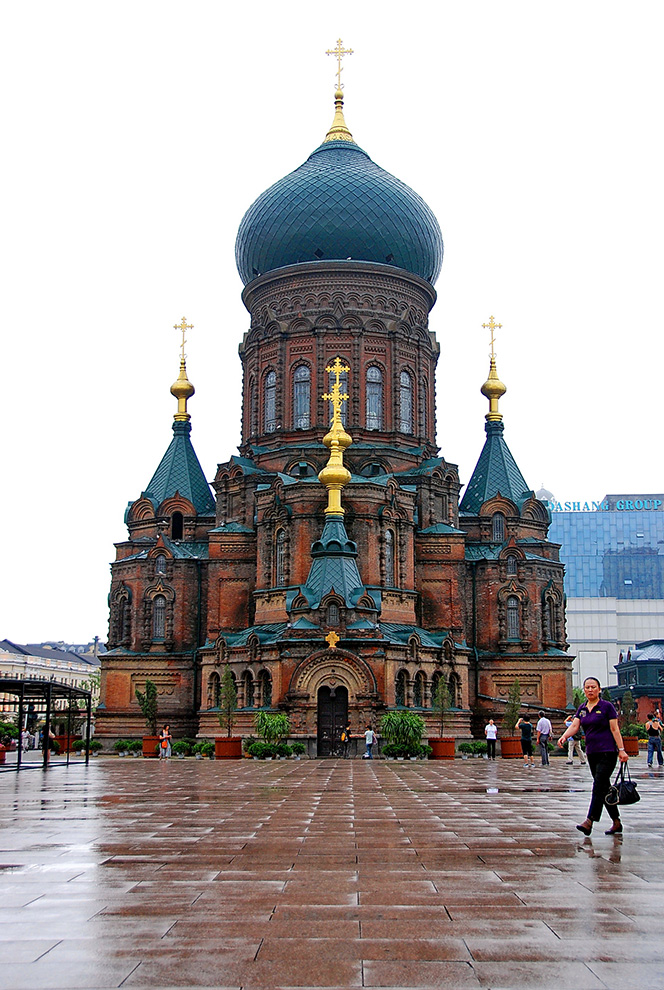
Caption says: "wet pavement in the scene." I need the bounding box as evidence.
[1,755,663,990]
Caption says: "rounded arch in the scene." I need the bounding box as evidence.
[395,668,409,707]
[289,649,376,701]
[292,362,311,430]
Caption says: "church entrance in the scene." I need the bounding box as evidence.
[316,685,348,757]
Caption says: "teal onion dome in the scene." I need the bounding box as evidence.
[235,139,444,286]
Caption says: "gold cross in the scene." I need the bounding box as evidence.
[326,38,353,90]
[322,357,350,416]
[482,315,502,359]
[174,317,193,361]
[326,631,340,649]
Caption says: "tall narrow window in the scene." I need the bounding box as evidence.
[548,599,556,641]
[258,670,272,707]
[492,512,505,542]
[275,529,286,586]
[264,370,276,433]
[413,672,425,707]
[395,670,407,706]
[293,365,311,429]
[399,370,413,434]
[327,603,340,627]
[507,596,520,640]
[172,511,183,540]
[249,376,258,435]
[328,361,348,425]
[243,671,254,708]
[153,595,166,639]
[366,366,383,430]
[384,529,395,586]
[155,554,166,574]
[506,555,517,575]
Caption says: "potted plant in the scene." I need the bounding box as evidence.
[215,665,243,758]
[114,739,129,757]
[380,710,425,759]
[254,711,290,759]
[172,740,191,759]
[72,739,103,756]
[429,677,455,759]
[472,740,488,758]
[135,680,159,757]
[500,678,523,758]
[619,690,641,757]
[291,741,306,760]
[193,740,214,759]
[458,741,473,760]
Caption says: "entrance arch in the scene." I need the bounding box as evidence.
[317,684,348,757]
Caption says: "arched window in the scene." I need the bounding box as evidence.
[275,529,286,586]
[449,672,461,707]
[399,370,413,434]
[548,599,556,641]
[293,365,311,429]
[384,529,395,586]
[507,595,520,640]
[395,669,408,706]
[431,670,442,708]
[258,669,272,708]
[506,555,517,576]
[208,671,221,708]
[366,366,383,430]
[328,361,349,426]
[492,512,505,542]
[327,602,340,627]
[172,511,183,540]
[264,371,276,433]
[243,671,254,708]
[153,595,166,639]
[155,554,166,575]
[413,671,425,707]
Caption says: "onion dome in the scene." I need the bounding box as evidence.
[235,91,443,286]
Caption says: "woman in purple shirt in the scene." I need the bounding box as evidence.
[557,676,628,836]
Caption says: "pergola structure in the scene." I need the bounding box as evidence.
[0,676,92,771]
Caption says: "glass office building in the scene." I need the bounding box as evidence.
[542,493,664,687]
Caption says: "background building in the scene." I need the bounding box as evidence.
[0,641,101,714]
[543,493,664,688]
[97,71,571,748]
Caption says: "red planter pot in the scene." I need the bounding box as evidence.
[622,736,639,757]
[500,736,522,759]
[215,737,243,759]
[429,737,455,760]
[142,735,160,758]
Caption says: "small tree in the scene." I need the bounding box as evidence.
[620,689,638,732]
[254,711,290,747]
[135,680,158,735]
[218,664,238,738]
[503,678,522,734]
[432,675,451,736]
[380,710,425,757]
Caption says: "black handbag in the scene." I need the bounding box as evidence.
[605,763,640,806]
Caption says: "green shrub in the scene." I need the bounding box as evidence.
[471,740,488,755]
[276,743,292,758]
[291,741,306,756]
[379,710,425,757]
[419,744,433,758]
[72,739,103,753]
[172,740,192,757]
[128,739,143,753]
[243,736,257,753]
[458,741,474,754]
[199,740,215,758]
[254,711,290,745]
[114,739,129,753]
[623,722,645,737]
[0,720,19,739]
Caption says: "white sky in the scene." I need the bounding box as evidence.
[2,1,662,643]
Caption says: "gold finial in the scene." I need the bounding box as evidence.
[319,358,352,514]
[480,316,506,422]
[170,317,195,422]
[326,631,340,650]
[323,38,355,143]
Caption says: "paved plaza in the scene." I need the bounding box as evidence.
[1,755,663,990]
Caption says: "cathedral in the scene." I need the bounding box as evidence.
[97,50,571,751]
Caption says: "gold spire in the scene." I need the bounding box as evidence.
[171,317,195,422]
[324,38,355,143]
[319,358,352,514]
[480,315,506,422]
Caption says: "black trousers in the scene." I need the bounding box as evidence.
[587,751,620,822]
[486,739,496,759]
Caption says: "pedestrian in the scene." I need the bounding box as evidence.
[484,719,497,760]
[515,715,535,767]
[557,676,629,836]
[645,713,663,768]
[564,714,587,766]
[536,711,553,765]
[158,724,172,759]
[363,724,376,759]
[341,723,352,759]
[21,728,30,752]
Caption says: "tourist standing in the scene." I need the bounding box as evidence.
[564,714,587,766]
[363,724,376,759]
[645,714,663,768]
[516,715,535,767]
[484,719,497,760]
[159,724,172,759]
[536,711,553,766]
[341,723,352,759]
[557,676,628,836]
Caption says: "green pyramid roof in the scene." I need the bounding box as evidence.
[143,421,215,516]
[299,514,369,610]
[460,421,532,515]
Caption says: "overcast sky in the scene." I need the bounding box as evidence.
[2,1,661,644]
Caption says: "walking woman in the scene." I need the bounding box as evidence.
[158,724,172,760]
[557,677,628,835]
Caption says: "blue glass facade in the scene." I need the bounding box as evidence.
[547,503,664,599]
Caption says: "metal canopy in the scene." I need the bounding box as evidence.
[0,676,92,771]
